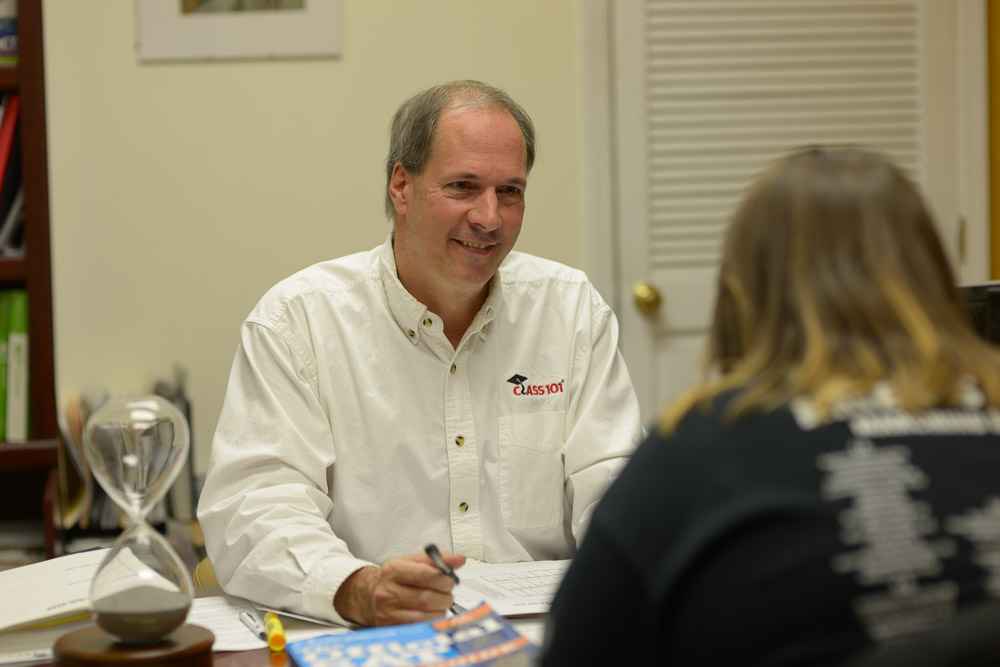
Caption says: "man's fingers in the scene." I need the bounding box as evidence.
[409,584,452,612]
[371,580,454,626]
[415,549,466,571]
[383,558,457,593]
[364,553,468,626]
[441,552,466,571]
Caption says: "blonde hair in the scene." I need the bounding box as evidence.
[662,146,1000,431]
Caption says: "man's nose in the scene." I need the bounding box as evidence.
[468,189,500,230]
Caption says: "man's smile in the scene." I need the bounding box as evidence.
[453,238,497,254]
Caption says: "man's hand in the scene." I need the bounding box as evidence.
[334,550,466,626]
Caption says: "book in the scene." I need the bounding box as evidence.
[0,186,24,257]
[4,289,26,441]
[0,0,15,65]
[285,603,536,667]
[0,94,22,262]
[0,548,108,633]
[0,290,10,442]
[0,94,20,216]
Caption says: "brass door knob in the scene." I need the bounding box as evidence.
[632,281,662,316]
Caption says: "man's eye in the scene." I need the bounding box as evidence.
[449,181,475,192]
[498,186,524,200]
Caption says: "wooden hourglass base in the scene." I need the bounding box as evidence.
[54,624,214,666]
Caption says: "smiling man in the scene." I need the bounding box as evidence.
[198,80,641,627]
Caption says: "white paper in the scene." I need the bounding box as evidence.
[0,595,346,663]
[0,549,109,632]
[452,560,570,616]
[252,604,343,627]
[0,619,91,665]
[191,596,347,652]
[188,596,265,651]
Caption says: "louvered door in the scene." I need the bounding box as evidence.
[612,0,984,422]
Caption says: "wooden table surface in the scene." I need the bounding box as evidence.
[33,633,291,666]
[213,647,292,666]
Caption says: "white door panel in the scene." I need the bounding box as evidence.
[603,0,988,423]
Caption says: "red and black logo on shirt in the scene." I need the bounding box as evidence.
[507,374,565,397]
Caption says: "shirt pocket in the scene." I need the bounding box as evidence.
[498,410,565,531]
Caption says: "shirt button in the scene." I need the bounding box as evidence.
[422,317,432,327]
[455,435,465,447]
[450,363,457,374]
[458,502,470,513]
[407,328,416,338]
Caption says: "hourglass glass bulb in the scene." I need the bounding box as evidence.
[83,396,195,643]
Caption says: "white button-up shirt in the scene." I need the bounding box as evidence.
[198,237,641,624]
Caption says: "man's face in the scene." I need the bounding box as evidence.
[390,105,527,304]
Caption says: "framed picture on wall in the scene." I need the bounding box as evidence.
[135,0,342,62]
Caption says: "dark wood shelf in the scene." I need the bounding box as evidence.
[0,256,25,283]
[0,0,57,556]
[0,438,58,469]
[0,65,16,91]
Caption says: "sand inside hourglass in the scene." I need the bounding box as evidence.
[93,585,191,643]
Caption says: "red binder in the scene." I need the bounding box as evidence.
[0,94,20,178]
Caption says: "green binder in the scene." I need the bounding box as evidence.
[5,289,27,441]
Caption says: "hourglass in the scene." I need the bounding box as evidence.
[81,396,195,643]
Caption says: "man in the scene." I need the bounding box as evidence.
[198,80,641,627]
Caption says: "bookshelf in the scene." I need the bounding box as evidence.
[0,0,59,558]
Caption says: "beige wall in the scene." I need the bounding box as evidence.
[991,0,999,278]
[43,1,586,472]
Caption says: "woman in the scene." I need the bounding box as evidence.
[540,147,1000,666]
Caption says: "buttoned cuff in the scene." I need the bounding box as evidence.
[301,555,374,626]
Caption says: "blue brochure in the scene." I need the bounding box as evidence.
[286,602,536,667]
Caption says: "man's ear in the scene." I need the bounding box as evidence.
[388,163,411,217]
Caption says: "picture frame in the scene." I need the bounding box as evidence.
[134,0,342,62]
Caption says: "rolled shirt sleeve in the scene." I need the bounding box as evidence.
[197,320,369,626]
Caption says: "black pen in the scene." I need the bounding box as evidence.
[424,543,466,615]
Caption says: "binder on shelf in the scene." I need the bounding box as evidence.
[0,94,20,180]
[0,93,22,261]
[0,187,23,257]
[0,106,22,253]
[0,0,16,66]
[0,290,10,443]
[5,289,27,442]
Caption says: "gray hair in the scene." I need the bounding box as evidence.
[384,80,536,218]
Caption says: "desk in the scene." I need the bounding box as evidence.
[211,647,288,666]
[31,617,544,666]
[33,645,279,667]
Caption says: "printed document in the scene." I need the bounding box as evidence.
[453,559,569,616]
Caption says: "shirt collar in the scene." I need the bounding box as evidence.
[378,233,502,345]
